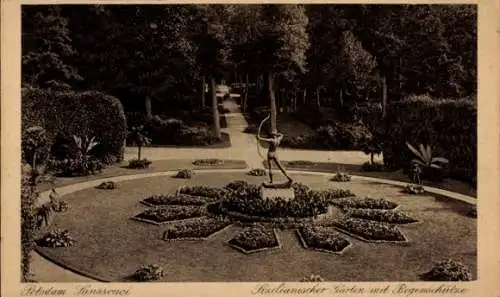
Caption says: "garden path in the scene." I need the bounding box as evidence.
[124,98,381,168]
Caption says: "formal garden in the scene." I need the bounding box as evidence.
[21,4,477,283]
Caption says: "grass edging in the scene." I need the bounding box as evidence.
[130,214,205,226]
[295,229,352,255]
[225,228,282,255]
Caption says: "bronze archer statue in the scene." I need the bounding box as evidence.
[257,114,293,186]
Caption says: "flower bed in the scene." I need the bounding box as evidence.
[227,224,280,254]
[222,192,328,218]
[178,185,227,200]
[37,229,75,248]
[162,217,232,240]
[297,226,351,254]
[334,217,407,242]
[332,198,398,211]
[421,259,472,281]
[141,194,217,207]
[346,209,418,224]
[134,205,205,224]
[192,158,225,166]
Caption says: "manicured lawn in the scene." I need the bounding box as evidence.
[273,160,477,197]
[37,159,248,192]
[36,172,476,282]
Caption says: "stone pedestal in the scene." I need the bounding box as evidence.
[260,187,295,201]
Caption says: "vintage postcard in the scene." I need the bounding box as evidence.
[2,0,499,297]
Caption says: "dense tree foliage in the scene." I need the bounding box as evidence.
[22,4,477,117]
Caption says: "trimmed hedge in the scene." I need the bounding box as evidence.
[384,95,476,184]
[22,87,127,163]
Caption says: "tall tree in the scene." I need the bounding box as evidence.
[22,5,81,89]
[258,4,309,132]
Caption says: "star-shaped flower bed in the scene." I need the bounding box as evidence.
[296,226,351,254]
[133,182,417,253]
[226,224,281,254]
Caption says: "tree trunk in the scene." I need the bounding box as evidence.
[303,88,307,106]
[267,72,277,133]
[381,76,387,118]
[370,152,374,165]
[145,96,152,121]
[243,73,249,113]
[316,86,321,108]
[339,88,344,107]
[201,76,206,108]
[138,146,142,160]
[210,76,221,139]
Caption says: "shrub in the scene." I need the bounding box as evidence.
[422,259,472,281]
[406,142,449,182]
[37,229,75,247]
[403,184,425,195]
[291,182,311,196]
[334,218,406,242]
[128,125,151,161]
[133,264,164,281]
[228,224,279,251]
[22,87,127,163]
[127,158,152,169]
[96,181,117,190]
[135,205,206,223]
[225,180,259,194]
[248,168,267,176]
[346,209,418,224]
[361,161,384,172]
[314,123,371,150]
[21,165,39,281]
[331,172,351,182]
[298,226,350,252]
[384,95,476,184]
[300,274,325,282]
[163,217,231,239]
[192,158,224,166]
[48,158,104,176]
[175,169,194,179]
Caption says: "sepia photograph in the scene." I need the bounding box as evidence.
[16,3,480,284]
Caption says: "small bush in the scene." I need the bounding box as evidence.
[361,161,384,172]
[403,184,425,195]
[175,169,194,179]
[127,158,152,169]
[467,207,477,218]
[133,264,164,281]
[96,181,117,190]
[331,172,351,182]
[300,274,325,282]
[37,229,75,247]
[179,186,227,199]
[192,158,224,166]
[422,259,472,281]
[248,168,267,176]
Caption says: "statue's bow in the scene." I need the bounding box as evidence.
[256,114,271,160]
